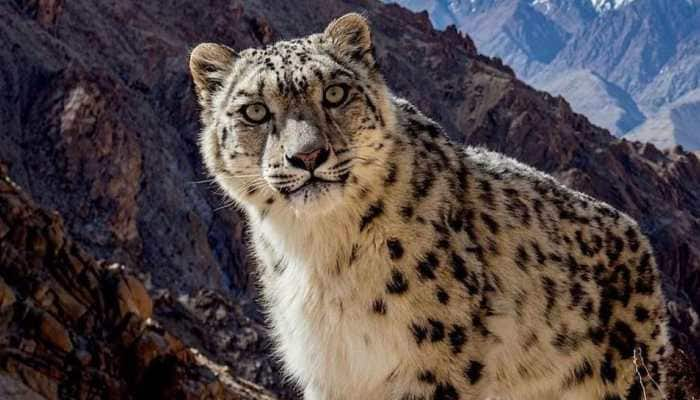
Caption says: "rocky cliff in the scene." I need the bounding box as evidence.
[1,0,699,398]
[0,163,275,399]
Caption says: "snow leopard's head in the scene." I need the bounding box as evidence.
[191,13,397,218]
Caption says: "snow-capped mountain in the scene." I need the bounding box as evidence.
[386,0,700,150]
[533,0,636,13]
[589,0,637,12]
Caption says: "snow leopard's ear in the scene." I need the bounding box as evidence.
[324,13,375,68]
[189,43,237,111]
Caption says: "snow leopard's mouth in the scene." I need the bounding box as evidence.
[283,176,344,196]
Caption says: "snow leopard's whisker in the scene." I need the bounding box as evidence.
[212,202,237,212]
[351,156,378,161]
[266,178,302,185]
[229,174,262,179]
[349,156,381,166]
[212,197,238,212]
[223,177,270,195]
[275,182,302,192]
[329,158,353,170]
[341,143,383,151]
[223,185,273,203]
[188,177,217,185]
[239,179,270,193]
[211,185,230,196]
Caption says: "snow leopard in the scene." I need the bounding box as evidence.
[190,13,669,400]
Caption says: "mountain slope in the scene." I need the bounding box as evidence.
[639,31,700,111]
[627,89,700,150]
[533,69,645,135]
[531,0,597,33]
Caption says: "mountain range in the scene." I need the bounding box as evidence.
[390,0,700,149]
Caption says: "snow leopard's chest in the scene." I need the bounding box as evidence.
[261,243,408,398]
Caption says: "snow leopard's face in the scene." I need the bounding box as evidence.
[192,14,396,216]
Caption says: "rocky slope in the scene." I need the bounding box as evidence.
[533,68,645,135]
[1,0,700,398]
[0,163,275,400]
[627,89,700,150]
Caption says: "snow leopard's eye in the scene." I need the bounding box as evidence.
[323,84,349,107]
[241,103,270,124]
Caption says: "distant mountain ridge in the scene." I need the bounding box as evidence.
[388,0,700,150]
[627,88,700,150]
[533,69,645,136]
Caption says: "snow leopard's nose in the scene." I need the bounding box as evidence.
[286,146,329,172]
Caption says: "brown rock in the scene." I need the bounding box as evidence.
[15,0,64,28]
[38,312,73,353]
[133,330,169,371]
[0,373,46,400]
[249,16,277,45]
[51,283,87,321]
[6,361,59,400]
[38,0,64,26]
[163,331,190,360]
[0,278,16,330]
[0,218,9,240]
[32,283,53,307]
[0,277,15,312]
[116,272,153,320]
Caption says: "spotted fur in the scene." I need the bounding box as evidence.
[191,13,670,400]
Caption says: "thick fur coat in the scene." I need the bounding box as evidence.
[190,13,669,400]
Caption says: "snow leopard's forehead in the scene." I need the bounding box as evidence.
[240,37,322,91]
[215,34,376,113]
